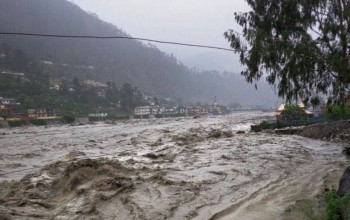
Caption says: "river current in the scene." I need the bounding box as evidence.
[0,112,348,219]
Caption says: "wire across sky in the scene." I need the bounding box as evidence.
[0,32,239,52]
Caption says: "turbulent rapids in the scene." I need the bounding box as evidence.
[0,112,348,219]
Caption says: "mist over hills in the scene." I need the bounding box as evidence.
[0,0,278,107]
[182,51,242,73]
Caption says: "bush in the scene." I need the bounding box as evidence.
[8,120,26,127]
[325,104,350,120]
[62,113,76,124]
[260,120,272,129]
[275,120,287,129]
[298,191,350,220]
[88,116,107,122]
[258,120,287,130]
[30,119,47,126]
[324,191,350,220]
[297,199,323,220]
[281,104,307,120]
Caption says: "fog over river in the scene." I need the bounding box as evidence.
[0,112,348,219]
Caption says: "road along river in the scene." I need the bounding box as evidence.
[0,112,348,219]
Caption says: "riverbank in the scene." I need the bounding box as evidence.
[260,119,350,144]
[298,120,350,143]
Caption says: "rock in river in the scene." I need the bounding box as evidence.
[338,166,350,196]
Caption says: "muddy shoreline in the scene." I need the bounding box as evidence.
[298,120,350,143]
[0,112,349,219]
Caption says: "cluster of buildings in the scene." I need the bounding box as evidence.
[48,77,109,98]
[49,78,62,91]
[27,109,58,120]
[0,97,59,121]
[1,70,27,81]
[134,103,228,118]
[82,80,108,97]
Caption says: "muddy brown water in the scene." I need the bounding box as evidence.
[0,112,348,219]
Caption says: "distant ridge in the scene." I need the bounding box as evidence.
[0,0,277,106]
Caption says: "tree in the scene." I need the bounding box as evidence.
[120,83,134,111]
[229,101,241,109]
[281,104,306,120]
[107,81,112,89]
[225,0,350,101]
[153,97,160,105]
[310,96,322,109]
[12,48,30,71]
[105,81,119,104]
[72,76,81,92]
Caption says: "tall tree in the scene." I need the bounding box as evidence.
[72,76,81,92]
[120,83,134,111]
[225,0,350,101]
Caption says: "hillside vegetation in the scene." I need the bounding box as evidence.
[0,0,276,106]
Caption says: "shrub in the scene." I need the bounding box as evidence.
[260,120,271,129]
[281,104,307,120]
[298,191,350,220]
[258,120,288,130]
[88,116,104,122]
[297,199,323,220]
[8,120,26,127]
[324,191,350,220]
[30,119,47,126]
[275,120,287,129]
[62,113,76,124]
[325,104,350,120]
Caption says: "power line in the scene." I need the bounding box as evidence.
[0,32,238,52]
[0,32,343,62]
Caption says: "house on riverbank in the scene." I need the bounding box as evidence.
[275,103,313,121]
[28,109,58,120]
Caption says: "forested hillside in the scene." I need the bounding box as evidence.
[0,0,277,106]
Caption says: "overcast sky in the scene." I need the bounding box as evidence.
[70,0,250,71]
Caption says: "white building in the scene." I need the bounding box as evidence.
[134,106,151,116]
[134,106,160,116]
[0,97,20,105]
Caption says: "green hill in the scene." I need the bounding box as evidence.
[0,0,277,106]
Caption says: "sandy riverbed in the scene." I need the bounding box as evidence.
[0,112,348,219]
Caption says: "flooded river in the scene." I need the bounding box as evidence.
[0,112,348,219]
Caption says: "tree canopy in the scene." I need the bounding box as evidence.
[281,104,306,120]
[225,0,350,102]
